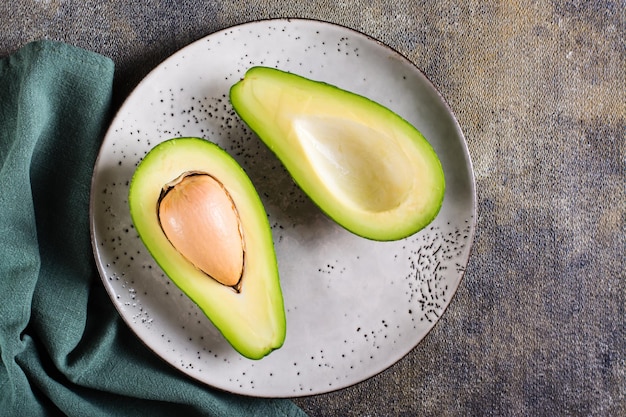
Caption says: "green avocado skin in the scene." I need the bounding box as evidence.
[129,137,286,360]
[230,66,445,241]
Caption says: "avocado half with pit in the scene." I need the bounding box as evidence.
[128,137,285,359]
[230,67,445,241]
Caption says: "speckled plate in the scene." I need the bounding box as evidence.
[90,18,476,397]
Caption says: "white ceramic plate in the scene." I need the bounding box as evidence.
[90,18,475,397]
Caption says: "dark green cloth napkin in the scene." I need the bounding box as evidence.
[0,40,306,417]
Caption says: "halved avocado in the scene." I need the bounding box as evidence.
[129,137,285,359]
[230,67,445,241]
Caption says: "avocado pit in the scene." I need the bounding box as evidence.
[157,172,244,290]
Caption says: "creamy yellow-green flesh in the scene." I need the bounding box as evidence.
[230,67,445,241]
[129,137,285,359]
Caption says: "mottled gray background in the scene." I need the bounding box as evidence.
[3,1,624,416]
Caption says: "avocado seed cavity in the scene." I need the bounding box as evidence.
[292,115,414,213]
[158,172,244,290]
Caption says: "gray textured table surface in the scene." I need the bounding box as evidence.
[3,1,624,416]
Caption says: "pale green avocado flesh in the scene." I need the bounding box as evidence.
[129,137,286,360]
[230,66,445,241]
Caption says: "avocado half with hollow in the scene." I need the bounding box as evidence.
[128,137,285,359]
[230,67,445,241]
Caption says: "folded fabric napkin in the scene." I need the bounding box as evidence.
[0,40,306,417]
